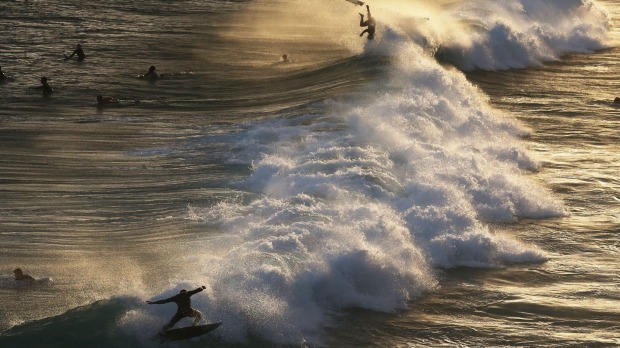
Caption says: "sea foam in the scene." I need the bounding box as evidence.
[158,0,610,344]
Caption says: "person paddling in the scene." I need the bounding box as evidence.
[147,286,207,331]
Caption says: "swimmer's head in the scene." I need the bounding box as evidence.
[179,289,187,294]
[14,268,23,275]
[40,76,48,83]
[614,97,620,104]
[149,66,156,72]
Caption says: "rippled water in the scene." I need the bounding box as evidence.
[1,1,619,347]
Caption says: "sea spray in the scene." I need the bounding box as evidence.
[430,0,612,70]
[141,0,611,344]
[178,42,565,344]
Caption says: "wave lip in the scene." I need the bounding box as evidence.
[404,0,613,70]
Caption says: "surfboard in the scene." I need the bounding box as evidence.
[160,322,222,341]
[345,0,364,6]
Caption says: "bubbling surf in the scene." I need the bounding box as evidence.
[1,0,612,346]
[173,1,606,341]
[429,0,612,70]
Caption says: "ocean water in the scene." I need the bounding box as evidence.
[0,0,618,347]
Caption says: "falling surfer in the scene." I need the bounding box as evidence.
[359,4,376,40]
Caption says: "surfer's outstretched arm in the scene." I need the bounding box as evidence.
[147,296,174,305]
[188,286,206,296]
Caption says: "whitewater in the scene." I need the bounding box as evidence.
[1,0,618,347]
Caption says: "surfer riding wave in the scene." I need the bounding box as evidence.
[147,286,206,331]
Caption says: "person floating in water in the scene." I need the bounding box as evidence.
[359,5,376,40]
[97,95,118,104]
[65,43,86,61]
[280,54,290,62]
[14,268,35,281]
[29,76,54,96]
[142,65,159,78]
[0,66,6,81]
[147,286,207,331]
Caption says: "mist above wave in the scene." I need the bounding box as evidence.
[429,0,611,70]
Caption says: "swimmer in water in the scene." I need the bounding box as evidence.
[29,76,54,96]
[280,54,290,62]
[142,65,159,78]
[97,95,118,104]
[65,43,86,61]
[359,5,376,40]
[14,268,35,281]
[614,97,620,104]
[0,66,6,81]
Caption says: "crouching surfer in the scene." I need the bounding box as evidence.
[147,285,206,331]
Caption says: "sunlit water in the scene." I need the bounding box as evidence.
[1,0,619,347]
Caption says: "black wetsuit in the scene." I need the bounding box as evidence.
[151,287,204,330]
[69,48,86,60]
[360,16,376,40]
[33,82,53,96]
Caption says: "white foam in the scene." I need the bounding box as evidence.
[184,44,566,343]
[428,0,611,70]
[169,0,613,344]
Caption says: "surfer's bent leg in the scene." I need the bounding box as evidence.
[163,312,185,331]
[191,309,203,326]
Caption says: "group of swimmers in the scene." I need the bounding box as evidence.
[0,43,159,104]
[0,67,55,96]
[26,44,86,96]
[3,6,375,101]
